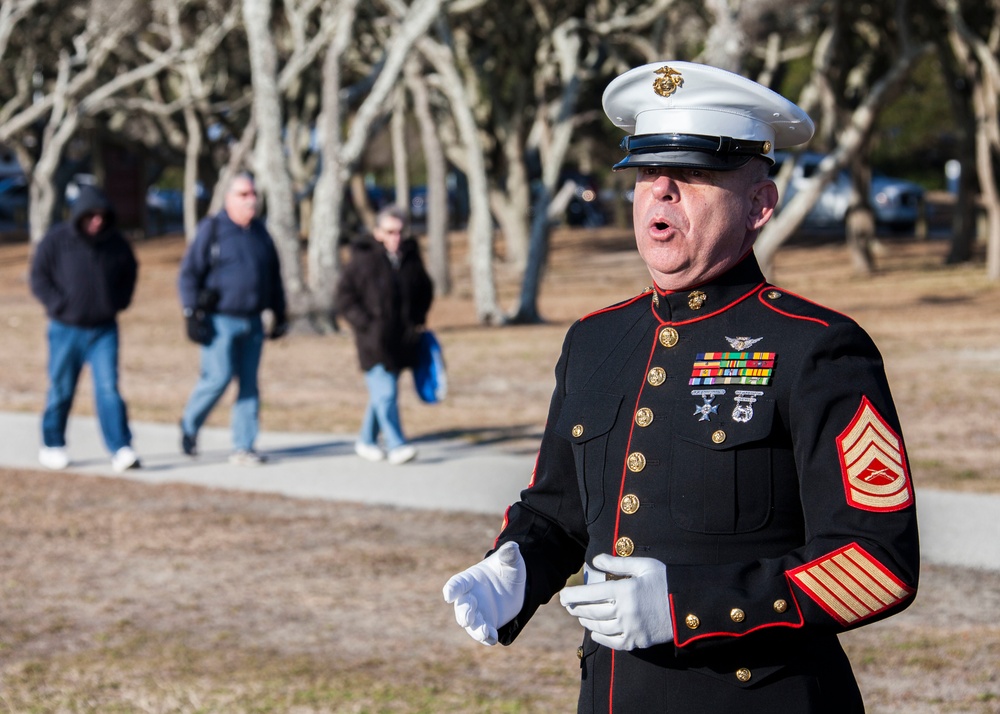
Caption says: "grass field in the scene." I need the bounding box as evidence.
[0,226,998,712]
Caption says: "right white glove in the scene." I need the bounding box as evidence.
[442,541,526,646]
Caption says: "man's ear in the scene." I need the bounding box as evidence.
[747,179,778,232]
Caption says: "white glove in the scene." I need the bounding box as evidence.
[559,553,673,651]
[442,541,526,646]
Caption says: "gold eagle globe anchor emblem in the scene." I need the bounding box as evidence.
[653,66,684,97]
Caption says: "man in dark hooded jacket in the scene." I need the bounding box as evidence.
[30,183,140,473]
[335,205,433,465]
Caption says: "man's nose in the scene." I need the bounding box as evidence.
[650,173,680,201]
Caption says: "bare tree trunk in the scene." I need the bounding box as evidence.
[306,0,358,332]
[28,52,79,244]
[938,44,978,264]
[181,104,202,241]
[972,85,1000,279]
[941,0,1000,279]
[493,119,530,269]
[390,85,410,217]
[489,125,531,269]
[243,0,308,318]
[509,25,585,324]
[845,161,875,276]
[405,62,451,294]
[418,37,503,324]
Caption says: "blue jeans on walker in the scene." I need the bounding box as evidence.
[42,320,132,453]
[360,364,406,451]
[181,313,264,452]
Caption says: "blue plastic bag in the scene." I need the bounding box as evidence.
[413,330,447,404]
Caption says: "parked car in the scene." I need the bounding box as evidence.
[772,152,925,232]
[0,174,28,223]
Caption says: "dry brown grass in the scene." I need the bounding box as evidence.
[1,226,999,712]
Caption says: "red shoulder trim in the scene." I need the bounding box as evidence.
[579,292,651,322]
[757,286,835,327]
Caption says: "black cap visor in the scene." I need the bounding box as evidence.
[612,133,773,172]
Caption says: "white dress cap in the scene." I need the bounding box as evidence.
[603,61,815,170]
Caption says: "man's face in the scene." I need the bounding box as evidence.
[373,215,404,254]
[225,177,258,227]
[80,213,105,237]
[631,163,777,290]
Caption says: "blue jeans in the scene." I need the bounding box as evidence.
[42,320,132,453]
[360,364,406,450]
[181,313,264,451]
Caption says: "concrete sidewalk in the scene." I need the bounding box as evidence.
[2,410,997,572]
[2,411,533,517]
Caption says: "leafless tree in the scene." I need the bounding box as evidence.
[0,0,182,243]
[302,0,447,329]
[939,0,1000,281]
[755,1,933,277]
[405,59,452,295]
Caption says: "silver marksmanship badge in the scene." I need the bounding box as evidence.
[732,390,764,423]
[692,389,726,421]
[725,336,764,350]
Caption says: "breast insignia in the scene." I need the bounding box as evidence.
[691,389,725,421]
[732,390,764,423]
[725,336,763,351]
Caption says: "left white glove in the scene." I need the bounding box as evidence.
[442,541,526,646]
[559,553,673,651]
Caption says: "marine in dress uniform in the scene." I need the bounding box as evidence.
[444,62,919,714]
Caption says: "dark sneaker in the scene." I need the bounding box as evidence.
[181,423,197,457]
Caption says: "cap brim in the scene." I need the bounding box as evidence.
[612,150,764,172]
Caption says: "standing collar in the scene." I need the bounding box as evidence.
[649,254,766,324]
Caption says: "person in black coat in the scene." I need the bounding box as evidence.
[335,205,433,465]
[443,61,919,713]
[30,184,141,473]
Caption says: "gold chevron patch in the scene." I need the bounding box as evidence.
[788,544,913,626]
[837,397,913,512]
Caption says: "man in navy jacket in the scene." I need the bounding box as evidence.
[444,62,919,713]
[177,173,286,466]
[30,184,140,473]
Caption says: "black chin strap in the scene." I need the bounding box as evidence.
[621,133,770,157]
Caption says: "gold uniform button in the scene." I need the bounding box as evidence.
[627,452,646,472]
[685,614,700,630]
[577,645,584,661]
[615,536,634,557]
[571,424,584,438]
[773,599,788,614]
[620,494,640,515]
[711,430,727,444]
[730,608,746,623]
[736,668,752,683]
[659,327,679,348]
[767,290,782,300]
[635,407,654,427]
[647,367,667,386]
